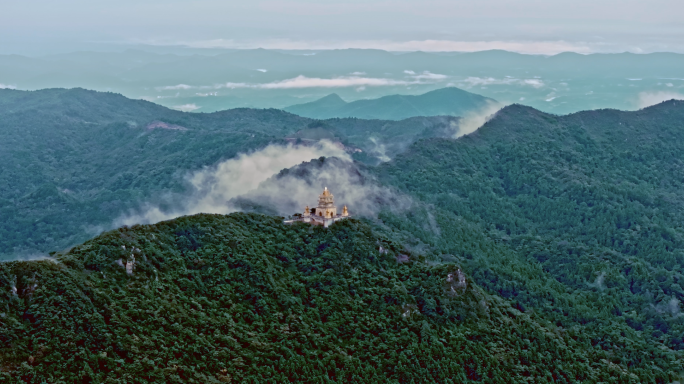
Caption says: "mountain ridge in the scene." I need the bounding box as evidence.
[284,87,498,120]
[2,90,684,381]
[0,87,463,259]
[0,213,655,382]
[371,97,684,370]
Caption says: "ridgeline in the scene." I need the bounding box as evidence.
[0,214,655,383]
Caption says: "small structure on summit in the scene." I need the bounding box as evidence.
[285,187,350,228]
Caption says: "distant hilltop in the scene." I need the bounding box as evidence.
[284,87,498,120]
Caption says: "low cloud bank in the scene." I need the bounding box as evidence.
[156,72,448,91]
[150,38,596,55]
[460,76,545,89]
[637,91,684,109]
[0,84,17,90]
[117,141,350,226]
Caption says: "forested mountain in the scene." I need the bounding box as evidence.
[284,87,497,120]
[3,89,684,381]
[0,88,459,260]
[372,99,684,380]
[0,214,670,383]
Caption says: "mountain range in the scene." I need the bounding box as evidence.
[284,87,497,120]
[1,48,683,114]
[2,87,684,381]
[0,88,461,260]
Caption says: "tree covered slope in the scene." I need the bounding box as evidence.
[3,92,684,382]
[372,100,684,379]
[284,87,497,120]
[0,214,660,383]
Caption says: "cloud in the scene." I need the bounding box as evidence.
[453,100,505,138]
[411,71,448,80]
[158,38,598,55]
[117,141,349,225]
[0,84,17,89]
[637,91,684,109]
[157,84,193,90]
[233,157,412,218]
[461,76,545,88]
[368,137,390,162]
[160,73,449,92]
[172,103,200,112]
[522,79,544,88]
[256,69,268,72]
[257,75,414,89]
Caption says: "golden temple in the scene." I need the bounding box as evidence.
[285,187,350,227]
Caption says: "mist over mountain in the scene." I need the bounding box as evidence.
[0,88,464,260]
[3,96,684,381]
[284,87,497,120]
[5,0,684,381]
[1,49,683,114]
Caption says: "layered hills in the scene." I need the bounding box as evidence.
[2,48,684,114]
[0,88,460,259]
[2,89,684,381]
[284,87,497,120]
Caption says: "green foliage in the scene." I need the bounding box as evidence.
[3,90,684,381]
[375,101,684,381]
[0,214,654,383]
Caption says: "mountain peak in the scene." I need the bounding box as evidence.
[319,93,345,102]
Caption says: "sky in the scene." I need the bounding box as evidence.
[1,0,683,55]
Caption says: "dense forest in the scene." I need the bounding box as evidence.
[0,214,671,383]
[3,88,684,381]
[0,88,457,259]
[373,100,684,380]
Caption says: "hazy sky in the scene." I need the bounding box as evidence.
[2,0,683,55]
